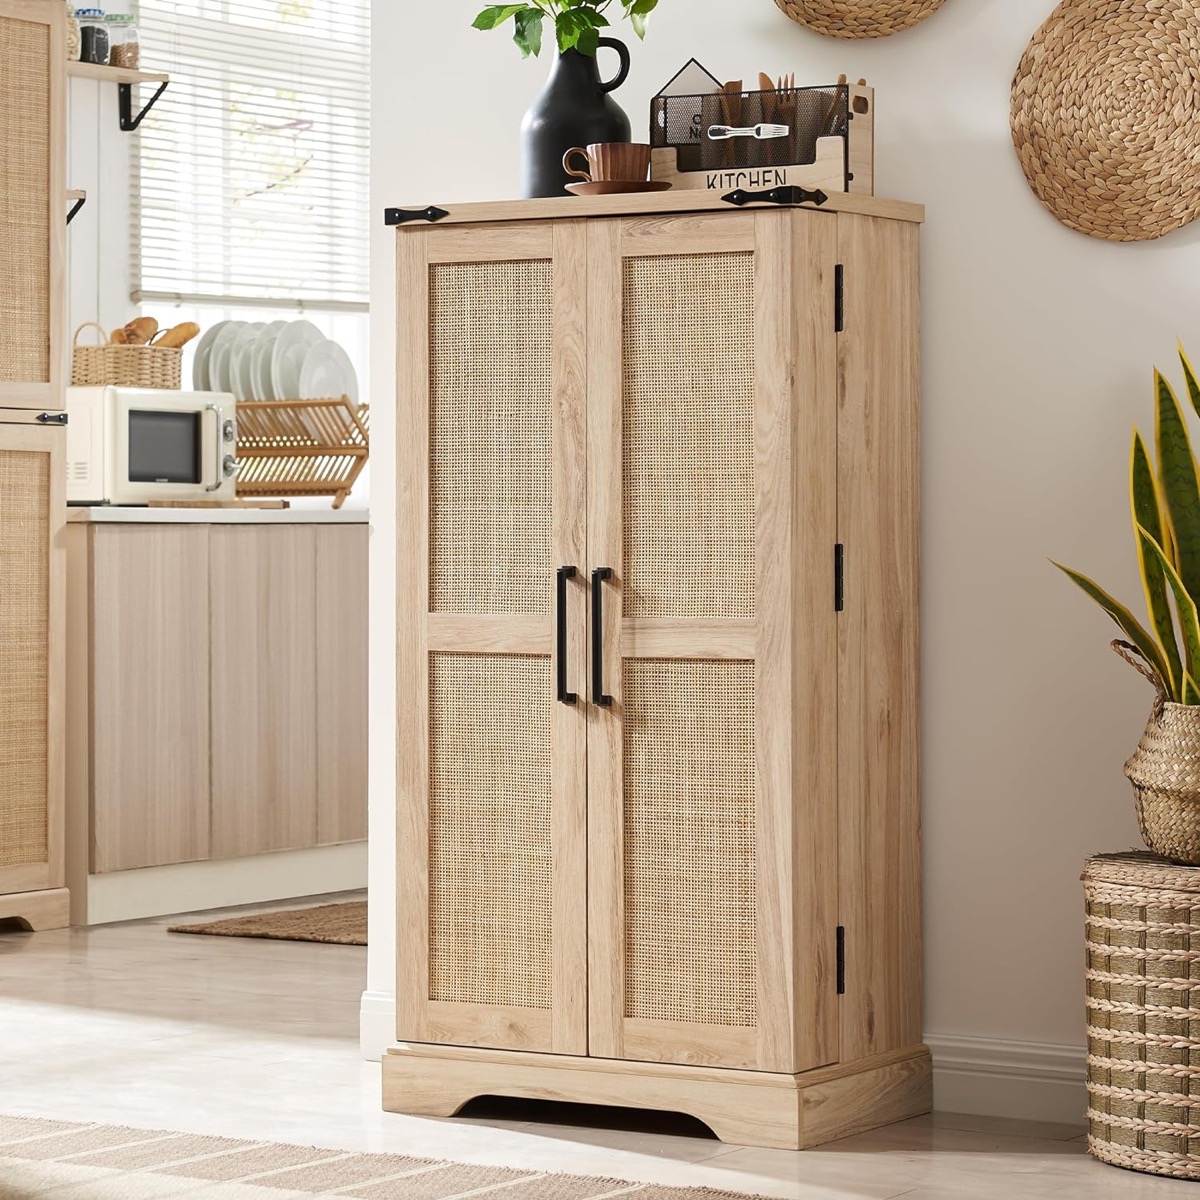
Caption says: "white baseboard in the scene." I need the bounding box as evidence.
[925,1033,1086,1125]
[360,989,397,1061]
[75,842,368,926]
[358,998,1086,1126]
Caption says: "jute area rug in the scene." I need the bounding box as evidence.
[168,901,367,946]
[0,1116,761,1200]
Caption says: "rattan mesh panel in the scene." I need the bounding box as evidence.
[623,659,757,1026]
[429,653,554,1009]
[623,254,755,619]
[0,451,49,868]
[430,261,553,615]
[0,17,51,383]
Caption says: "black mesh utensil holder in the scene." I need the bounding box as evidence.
[652,84,850,172]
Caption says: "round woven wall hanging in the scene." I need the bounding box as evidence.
[1011,0,1200,242]
[773,0,948,38]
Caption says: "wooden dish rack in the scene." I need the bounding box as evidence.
[235,397,369,510]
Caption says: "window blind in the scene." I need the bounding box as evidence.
[132,0,369,311]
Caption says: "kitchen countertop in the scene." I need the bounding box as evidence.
[68,506,370,525]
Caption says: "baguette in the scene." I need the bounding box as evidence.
[123,317,159,346]
[155,321,200,349]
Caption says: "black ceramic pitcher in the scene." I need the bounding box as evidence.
[520,38,632,198]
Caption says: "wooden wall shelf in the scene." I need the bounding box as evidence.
[66,61,169,131]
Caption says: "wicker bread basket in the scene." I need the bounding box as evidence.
[1114,641,1200,866]
[71,322,183,390]
[1084,852,1200,1179]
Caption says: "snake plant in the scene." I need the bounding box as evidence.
[1055,346,1200,705]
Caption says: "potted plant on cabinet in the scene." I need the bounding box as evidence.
[1057,347,1200,864]
[472,0,659,197]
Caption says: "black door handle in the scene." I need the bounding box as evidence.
[556,566,577,705]
[591,567,614,708]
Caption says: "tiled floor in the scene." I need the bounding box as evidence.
[0,895,1191,1199]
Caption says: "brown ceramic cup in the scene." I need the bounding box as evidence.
[562,142,652,183]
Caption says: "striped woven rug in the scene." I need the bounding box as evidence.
[0,1116,759,1200]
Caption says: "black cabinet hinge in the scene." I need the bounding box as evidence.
[834,264,845,333]
[36,412,67,425]
[835,543,844,612]
[384,206,450,226]
[836,926,846,995]
[721,185,829,209]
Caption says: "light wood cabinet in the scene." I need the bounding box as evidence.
[68,521,368,877]
[211,526,319,858]
[0,412,66,929]
[90,526,211,873]
[0,0,65,410]
[385,191,926,1150]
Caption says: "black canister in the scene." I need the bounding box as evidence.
[77,8,110,65]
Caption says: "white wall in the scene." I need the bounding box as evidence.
[366,0,1199,1119]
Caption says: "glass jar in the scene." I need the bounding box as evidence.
[65,3,82,62]
[76,8,108,65]
[105,12,139,69]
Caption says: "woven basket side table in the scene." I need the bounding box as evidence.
[1083,852,1200,1179]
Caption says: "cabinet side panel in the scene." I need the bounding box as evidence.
[837,213,922,1060]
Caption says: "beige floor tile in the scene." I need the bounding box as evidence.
[0,893,1189,1200]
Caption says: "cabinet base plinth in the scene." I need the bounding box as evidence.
[382,1043,931,1151]
[0,888,70,931]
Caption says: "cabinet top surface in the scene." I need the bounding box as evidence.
[389,190,925,230]
[68,507,370,526]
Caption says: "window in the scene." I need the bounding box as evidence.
[131,0,369,312]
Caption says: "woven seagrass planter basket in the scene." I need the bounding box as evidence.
[1126,702,1200,867]
[1084,853,1200,1179]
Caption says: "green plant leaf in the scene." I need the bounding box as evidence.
[629,12,646,37]
[1155,369,1200,604]
[575,22,600,54]
[1181,342,1200,422]
[629,0,659,13]
[1186,673,1200,705]
[1138,527,1200,685]
[513,8,543,56]
[472,4,528,31]
[1131,431,1181,696]
[1052,561,1172,694]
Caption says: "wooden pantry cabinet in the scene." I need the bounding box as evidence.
[0,0,68,931]
[0,0,66,411]
[384,191,927,1150]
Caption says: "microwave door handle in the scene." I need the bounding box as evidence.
[204,402,226,492]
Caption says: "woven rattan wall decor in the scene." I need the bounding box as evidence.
[773,0,947,38]
[1011,1,1200,242]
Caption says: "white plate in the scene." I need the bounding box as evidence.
[229,322,266,401]
[250,320,287,401]
[299,339,358,405]
[270,320,324,401]
[207,321,247,394]
[192,320,229,391]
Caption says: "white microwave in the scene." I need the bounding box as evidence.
[65,387,239,506]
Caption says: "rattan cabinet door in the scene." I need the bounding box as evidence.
[0,1,65,409]
[396,222,588,1055]
[0,415,65,898]
[587,211,840,1073]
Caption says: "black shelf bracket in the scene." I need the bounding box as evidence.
[66,195,86,226]
[721,185,829,209]
[119,79,169,132]
[384,206,450,226]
